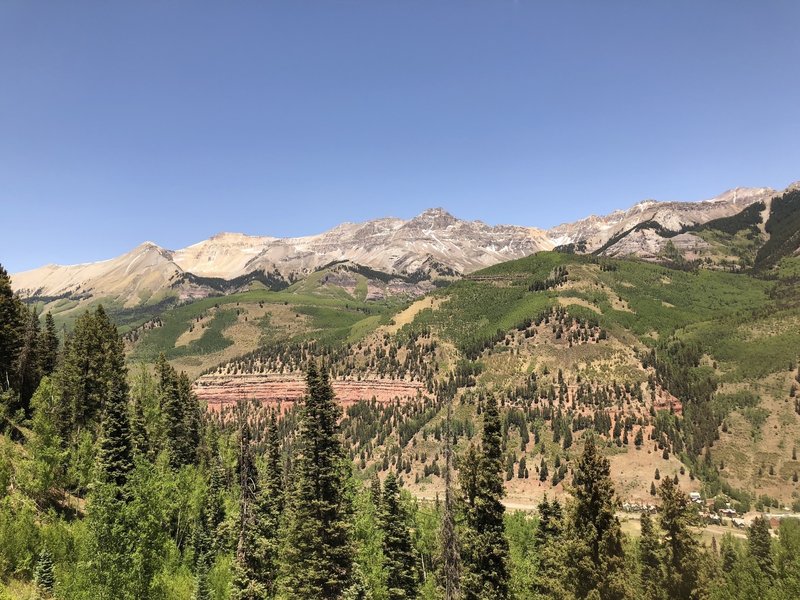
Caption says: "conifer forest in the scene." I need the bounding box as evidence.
[3,4,800,598]
[2,252,800,599]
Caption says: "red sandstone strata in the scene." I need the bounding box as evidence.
[193,372,428,412]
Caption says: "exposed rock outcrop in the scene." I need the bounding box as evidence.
[193,372,428,411]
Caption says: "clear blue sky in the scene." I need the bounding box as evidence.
[2,1,799,273]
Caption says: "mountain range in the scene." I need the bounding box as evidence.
[11,182,797,312]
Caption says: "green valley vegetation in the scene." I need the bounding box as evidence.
[2,236,800,600]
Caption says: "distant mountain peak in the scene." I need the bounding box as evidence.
[407,207,458,228]
[417,207,454,218]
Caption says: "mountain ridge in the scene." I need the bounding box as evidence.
[11,182,798,310]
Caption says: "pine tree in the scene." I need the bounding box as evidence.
[380,472,419,600]
[206,456,226,553]
[39,312,59,376]
[193,557,213,600]
[748,515,775,580]
[180,371,202,465]
[27,376,67,502]
[193,454,226,569]
[535,495,563,548]
[251,411,284,598]
[533,495,567,597]
[565,435,630,599]
[370,471,382,509]
[438,401,460,600]
[95,357,133,489]
[460,394,510,600]
[15,305,42,412]
[130,390,149,458]
[232,400,265,600]
[658,477,699,600]
[0,263,23,394]
[59,305,125,436]
[94,311,132,490]
[720,533,738,573]
[34,546,55,596]
[157,353,187,468]
[280,364,355,598]
[639,511,664,600]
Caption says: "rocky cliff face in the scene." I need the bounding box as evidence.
[193,372,428,411]
[548,187,778,253]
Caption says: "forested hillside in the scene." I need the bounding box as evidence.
[2,244,800,599]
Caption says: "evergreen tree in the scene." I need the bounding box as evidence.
[95,359,133,489]
[26,376,67,502]
[565,435,630,599]
[658,477,699,600]
[15,305,42,412]
[193,455,226,571]
[130,390,149,458]
[193,557,213,600]
[206,456,226,553]
[129,365,158,459]
[59,305,125,436]
[533,495,567,598]
[232,400,265,600]
[34,546,55,596]
[0,263,23,393]
[39,312,59,376]
[94,313,132,490]
[180,371,202,465]
[748,516,775,580]
[280,364,355,598]
[720,533,738,574]
[157,353,187,468]
[535,495,563,548]
[370,471,382,509]
[380,472,419,600]
[438,401,460,600]
[460,394,510,600]
[639,511,664,600]
[251,411,284,598]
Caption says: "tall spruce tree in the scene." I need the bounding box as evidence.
[193,454,227,573]
[206,456,226,553]
[232,400,265,600]
[639,511,664,600]
[39,312,59,376]
[719,533,738,574]
[95,341,133,490]
[460,394,510,600]
[59,305,124,436]
[157,353,186,468]
[180,371,203,464]
[250,411,284,598]
[280,364,355,599]
[193,557,213,600]
[15,305,42,412]
[0,263,23,394]
[380,472,419,600]
[658,477,699,600]
[566,435,630,599]
[748,515,775,580]
[130,390,149,458]
[533,495,567,598]
[97,308,133,488]
[438,401,460,600]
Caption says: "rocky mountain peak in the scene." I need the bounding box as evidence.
[406,207,458,229]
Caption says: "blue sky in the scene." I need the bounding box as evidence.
[2,1,799,273]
